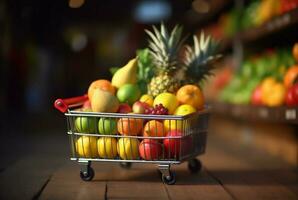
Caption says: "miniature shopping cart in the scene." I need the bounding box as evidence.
[54,95,209,185]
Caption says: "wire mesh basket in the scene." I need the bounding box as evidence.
[54,95,209,184]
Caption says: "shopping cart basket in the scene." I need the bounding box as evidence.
[54,95,209,185]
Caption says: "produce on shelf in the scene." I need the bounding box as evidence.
[216,44,298,107]
[284,65,298,88]
[205,0,298,39]
[286,83,298,105]
[260,77,286,106]
[293,43,298,62]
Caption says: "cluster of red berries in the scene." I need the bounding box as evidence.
[144,104,168,115]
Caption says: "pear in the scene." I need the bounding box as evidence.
[112,58,138,89]
[91,88,119,113]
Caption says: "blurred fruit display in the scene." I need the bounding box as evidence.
[211,43,298,107]
[204,0,298,40]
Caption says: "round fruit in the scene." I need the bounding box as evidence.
[163,119,183,132]
[143,120,166,137]
[75,116,97,133]
[163,130,182,158]
[91,89,119,113]
[174,104,196,116]
[117,118,143,136]
[75,136,98,158]
[117,84,141,105]
[176,85,204,110]
[139,139,162,160]
[117,103,132,113]
[97,137,118,159]
[98,118,117,135]
[117,138,140,160]
[284,65,298,88]
[88,79,116,100]
[293,43,298,62]
[153,93,178,115]
[140,94,154,107]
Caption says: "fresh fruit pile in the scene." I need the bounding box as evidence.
[216,43,298,107]
[73,23,219,161]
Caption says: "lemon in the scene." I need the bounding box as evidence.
[174,104,196,115]
[153,93,178,114]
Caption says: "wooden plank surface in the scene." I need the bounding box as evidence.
[165,165,234,200]
[39,162,106,200]
[0,130,296,200]
[201,134,297,200]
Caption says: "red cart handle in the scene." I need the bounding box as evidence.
[54,94,88,113]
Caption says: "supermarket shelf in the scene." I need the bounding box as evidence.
[240,8,298,43]
[211,102,298,125]
[220,8,298,52]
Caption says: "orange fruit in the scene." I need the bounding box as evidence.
[293,43,298,62]
[117,118,143,136]
[143,120,166,137]
[88,79,116,100]
[176,85,204,110]
[284,65,298,88]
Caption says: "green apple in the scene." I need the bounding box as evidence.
[97,137,118,159]
[75,116,98,133]
[98,118,117,135]
[116,84,141,105]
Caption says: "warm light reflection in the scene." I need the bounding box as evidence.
[192,0,210,14]
[69,0,85,9]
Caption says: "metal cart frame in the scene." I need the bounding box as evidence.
[54,95,209,185]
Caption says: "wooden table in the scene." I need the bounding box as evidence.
[0,128,296,200]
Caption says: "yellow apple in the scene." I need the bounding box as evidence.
[97,137,118,159]
[75,136,98,158]
[117,138,140,160]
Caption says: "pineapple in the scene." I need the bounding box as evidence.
[145,23,185,97]
[183,32,221,86]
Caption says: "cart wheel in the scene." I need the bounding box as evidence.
[80,167,95,181]
[120,162,132,169]
[188,158,202,173]
[162,171,176,185]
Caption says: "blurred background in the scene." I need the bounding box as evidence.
[0,0,297,167]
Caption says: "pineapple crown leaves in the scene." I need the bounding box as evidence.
[145,23,186,74]
[183,32,221,84]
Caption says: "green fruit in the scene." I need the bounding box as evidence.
[98,118,117,135]
[75,117,97,133]
[116,84,141,105]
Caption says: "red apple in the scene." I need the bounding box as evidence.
[132,101,150,114]
[139,139,162,160]
[251,86,263,105]
[117,103,132,113]
[163,130,183,159]
[82,100,91,108]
